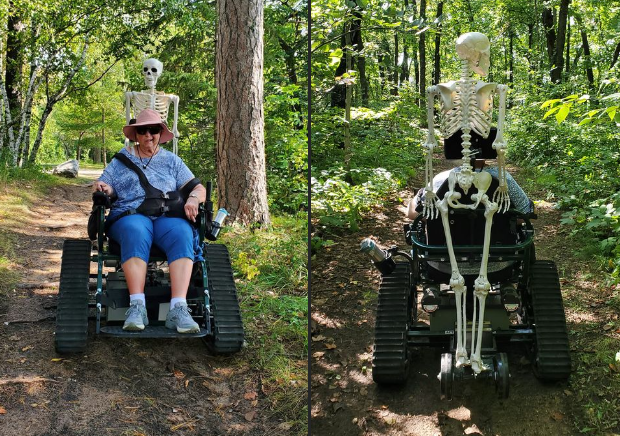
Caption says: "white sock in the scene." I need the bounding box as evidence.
[129,293,146,305]
[170,297,186,310]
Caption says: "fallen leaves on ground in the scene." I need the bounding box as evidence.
[243,391,258,400]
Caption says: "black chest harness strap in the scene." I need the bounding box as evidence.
[106,152,200,228]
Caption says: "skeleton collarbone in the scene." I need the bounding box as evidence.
[438,80,497,138]
[131,90,175,121]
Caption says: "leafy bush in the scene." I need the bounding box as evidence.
[509,87,620,284]
[311,166,398,230]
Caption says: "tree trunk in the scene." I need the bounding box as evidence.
[551,0,569,83]
[216,0,270,226]
[351,3,368,107]
[507,31,513,86]
[391,33,399,95]
[378,53,385,93]
[433,1,443,85]
[527,23,535,69]
[399,0,410,85]
[344,30,352,173]
[419,0,427,104]
[16,65,39,167]
[28,102,53,165]
[581,28,594,88]
[542,7,556,67]
[76,132,84,161]
[330,27,347,108]
[610,41,620,69]
[277,36,303,126]
[5,1,25,128]
[565,17,571,73]
[411,0,419,90]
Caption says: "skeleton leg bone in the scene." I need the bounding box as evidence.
[469,197,498,373]
[437,194,469,366]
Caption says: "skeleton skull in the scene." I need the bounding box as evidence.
[455,33,490,76]
[142,58,163,89]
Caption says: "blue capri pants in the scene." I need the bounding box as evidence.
[108,214,195,264]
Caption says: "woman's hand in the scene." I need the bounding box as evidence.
[184,196,200,222]
[93,181,113,196]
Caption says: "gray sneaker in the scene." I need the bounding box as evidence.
[165,302,200,333]
[123,300,149,331]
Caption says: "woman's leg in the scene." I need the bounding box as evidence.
[153,216,199,333]
[108,214,154,294]
[107,214,154,330]
[152,216,195,297]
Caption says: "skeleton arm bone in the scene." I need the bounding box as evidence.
[423,86,440,219]
[492,84,510,212]
[124,92,135,147]
[171,95,180,155]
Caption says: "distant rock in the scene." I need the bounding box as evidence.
[52,160,79,178]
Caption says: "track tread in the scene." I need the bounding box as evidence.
[372,262,411,384]
[205,244,244,354]
[55,239,91,354]
[530,260,571,380]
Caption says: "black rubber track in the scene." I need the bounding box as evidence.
[204,244,244,354]
[372,261,411,384]
[55,239,91,354]
[529,260,571,380]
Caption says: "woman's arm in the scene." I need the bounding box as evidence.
[184,184,206,222]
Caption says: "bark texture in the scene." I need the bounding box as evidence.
[216,0,270,226]
[551,0,570,83]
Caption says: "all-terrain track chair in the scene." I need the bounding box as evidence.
[363,179,571,399]
[54,181,244,355]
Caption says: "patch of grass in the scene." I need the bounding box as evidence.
[218,215,307,432]
[569,331,620,434]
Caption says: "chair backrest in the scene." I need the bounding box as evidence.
[425,175,517,246]
[444,127,498,159]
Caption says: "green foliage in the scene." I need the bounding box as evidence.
[218,214,307,428]
[312,166,398,230]
[265,83,308,214]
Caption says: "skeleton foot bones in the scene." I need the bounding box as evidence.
[420,32,511,374]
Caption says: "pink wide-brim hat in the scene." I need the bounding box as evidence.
[123,109,174,144]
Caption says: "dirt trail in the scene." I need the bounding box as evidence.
[0,170,281,436]
[310,163,581,436]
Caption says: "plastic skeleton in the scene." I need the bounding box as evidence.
[422,33,510,374]
[125,58,180,154]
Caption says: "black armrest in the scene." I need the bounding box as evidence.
[92,191,114,208]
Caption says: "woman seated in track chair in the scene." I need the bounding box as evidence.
[93,109,206,333]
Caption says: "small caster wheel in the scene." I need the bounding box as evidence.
[494,352,510,399]
[439,353,454,400]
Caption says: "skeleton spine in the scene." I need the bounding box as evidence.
[459,59,473,174]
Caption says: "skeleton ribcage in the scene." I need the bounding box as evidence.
[440,85,493,139]
[131,92,172,122]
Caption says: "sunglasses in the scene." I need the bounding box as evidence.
[135,126,162,135]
